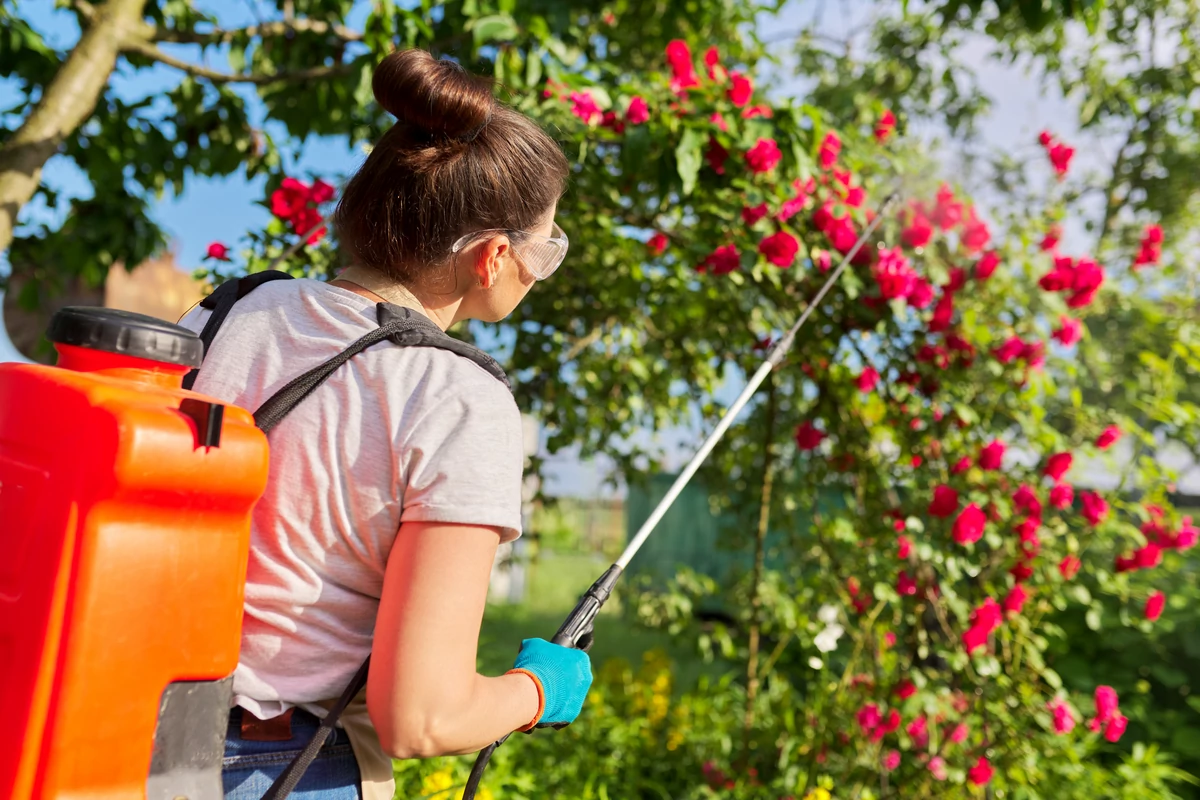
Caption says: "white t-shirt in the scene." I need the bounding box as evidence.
[179,278,523,720]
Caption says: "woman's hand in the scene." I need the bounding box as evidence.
[506,638,593,729]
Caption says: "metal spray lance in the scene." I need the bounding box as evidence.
[461,191,901,799]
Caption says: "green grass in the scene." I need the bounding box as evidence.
[478,551,729,689]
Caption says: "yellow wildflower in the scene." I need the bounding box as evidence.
[804,788,832,800]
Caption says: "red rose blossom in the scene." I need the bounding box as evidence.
[929,184,963,229]
[929,485,959,518]
[897,535,912,560]
[953,503,987,545]
[742,203,768,225]
[951,456,971,475]
[1096,425,1122,450]
[961,209,991,252]
[857,367,880,393]
[818,131,841,169]
[1146,590,1166,622]
[759,231,799,267]
[1004,584,1030,615]
[1050,483,1075,509]
[979,440,1006,470]
[205,241,231,261]
[665,40,700,91]
[646,232,668,255]
[746,138,782,173]
[872,247,918,300]
[929,292,955,333]
[727,72,753,107]
[698,244,739,274]
[1044,452,1073,482]
[902,207,933,249]
[1053,316,1083,346]
[975,250,1000,280]
[875,109,896,143]
[1049,698,1076,734]
[794,421,826,451]
[1080,491,1109,525]
[626,96,650,125]
[968,756,994,786]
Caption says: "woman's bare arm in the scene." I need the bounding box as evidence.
[366,520,539,758]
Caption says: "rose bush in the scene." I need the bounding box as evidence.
[199,23,1200,799]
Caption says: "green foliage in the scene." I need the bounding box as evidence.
[7,0,1200,795]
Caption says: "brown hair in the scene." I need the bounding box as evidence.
[334,49,569,284]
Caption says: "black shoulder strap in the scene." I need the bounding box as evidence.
[185,273,510,800]
[260,657,370,800]
[182,270,294,390]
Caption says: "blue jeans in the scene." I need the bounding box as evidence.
[223,707,363,800]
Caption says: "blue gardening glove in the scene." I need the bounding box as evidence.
[507,638,593,728]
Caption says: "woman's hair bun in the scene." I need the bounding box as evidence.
[373,49,495,140]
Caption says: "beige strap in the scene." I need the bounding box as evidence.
[316,694,395,800]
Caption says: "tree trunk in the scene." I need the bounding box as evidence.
[0,0,146,255]
[741,375,777,760]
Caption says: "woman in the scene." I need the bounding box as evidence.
[180,49,594,800]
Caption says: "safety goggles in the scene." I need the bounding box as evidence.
[450,222,569,281]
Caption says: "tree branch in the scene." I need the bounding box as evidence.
[122,38,352,84]
[74,0,363,45]
[0,0,147,255]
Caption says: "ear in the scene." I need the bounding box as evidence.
[473,236,512,289]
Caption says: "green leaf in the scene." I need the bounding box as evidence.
[469,14,519,47]
[675,128,705,196]
[525,48,543,88]
[1086,606,1103,631]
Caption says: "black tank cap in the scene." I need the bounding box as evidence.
[47,307,204,368]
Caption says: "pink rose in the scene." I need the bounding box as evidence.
[883,750,900,771]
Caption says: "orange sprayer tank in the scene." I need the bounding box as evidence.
[0,308,269,800]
